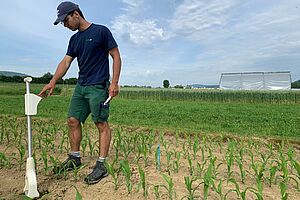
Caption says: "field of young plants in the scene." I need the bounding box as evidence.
[0,83,300,199]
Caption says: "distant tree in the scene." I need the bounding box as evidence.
[174,84,184,89]
[163,80,170,88]
[292,80,300,88]
[65,77,78,85]
[186,85,192,89]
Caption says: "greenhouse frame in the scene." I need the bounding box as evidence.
[219,71,291,90]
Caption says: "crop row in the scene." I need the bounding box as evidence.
[119,89,300,104]
[0,116,299,199]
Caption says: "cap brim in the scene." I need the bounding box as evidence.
[53,13,68,25]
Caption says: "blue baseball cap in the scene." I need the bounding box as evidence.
[54,1,79,25]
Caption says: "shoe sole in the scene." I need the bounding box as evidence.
[85,172,109,185]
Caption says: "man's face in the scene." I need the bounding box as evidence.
[62,12,79,31]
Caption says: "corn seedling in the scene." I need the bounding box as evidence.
[41,148,49,174]
[225,150,234,179]
[187,152,194,176]
[195,159,207,177]
[17,144,25,170]
[0,152,11,168]
[236,156,246,184]
[72,164,86,181]
[142,143,149,167]
[228,178,252,200]
[182,141,188,158]
[183,176,200,200]
[279,181,288,200]
[268,161,278,187]
[193,136,200,160]
[147,131,155,154]
[212,179,232,200]
[202,163,214,200]
[172,151,181,173]
[80,137,87,156]
[249,178,263,200]
[160,174,176,200]
[73,185,83,200]
[106,162,119,190]
[120,159,132,193]
[137,165,148,197]
[153,185,160,199]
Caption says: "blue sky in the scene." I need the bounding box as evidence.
[1,0,300,87]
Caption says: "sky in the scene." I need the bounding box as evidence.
[1,0,300,87]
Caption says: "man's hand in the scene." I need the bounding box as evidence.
[38,81,56,98]
[109,82,119,97]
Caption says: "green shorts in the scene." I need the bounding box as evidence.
[68,82,110,123]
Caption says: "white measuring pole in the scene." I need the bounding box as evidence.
[25,79,33,157]
[23,77,41,199]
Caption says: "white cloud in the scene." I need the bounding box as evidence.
[112,15,171,46]
[170,0,239,40]
[112,0,172,47]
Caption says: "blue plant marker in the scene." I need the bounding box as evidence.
[157,144,161,170]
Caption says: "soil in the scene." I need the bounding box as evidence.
[0,120,299,200]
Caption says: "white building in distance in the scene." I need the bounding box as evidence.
[219,71,291,90]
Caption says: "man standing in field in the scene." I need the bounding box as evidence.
[39,1,121,185]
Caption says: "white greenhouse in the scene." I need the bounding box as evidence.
[219,71,291,90]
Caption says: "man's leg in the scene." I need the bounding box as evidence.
[84,122,111,185]
[67,117,82,151]
[53,117,83,173]
[95,121,111,158]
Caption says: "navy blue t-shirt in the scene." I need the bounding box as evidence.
[66,24,118,86]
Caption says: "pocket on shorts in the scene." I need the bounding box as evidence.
[99,102,110,120]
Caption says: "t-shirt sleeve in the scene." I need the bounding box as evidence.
[66,36,76,57]
[102,26,118,51]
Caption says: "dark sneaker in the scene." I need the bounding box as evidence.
[53,154,81,174]
[84,161,108,185]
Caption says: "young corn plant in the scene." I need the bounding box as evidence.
[236,156,246,184]
[202,162,214,200]
[17,144,25,171]
[59,133,68,153]
[182,141,188,158]
[0,152,11,168]
[137,165,148,197]
[120,160,132,194]
[72,185,83,200]
[250,178,264,200]
[225,146,234,179]
[160,174,176,200]
[268,161,278,187]
[142,143,149,167]
[120,138,132,161]
[279,181,288,200]
[212,179,232,200]
[193,136,200,160]
[153,185,160,199]
[106,162,119,190]
[41,148,49,174]
[147,131,155,154]
[228,178,252,200]
[80,136,87,156]
[195,159,207,177]
[166,151,173,173]
[72,164,86,182]
[187,152,194,176]
[172,151,181,173]
[183,176,200,200]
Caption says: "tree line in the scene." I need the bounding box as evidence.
[0,72,78,84]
